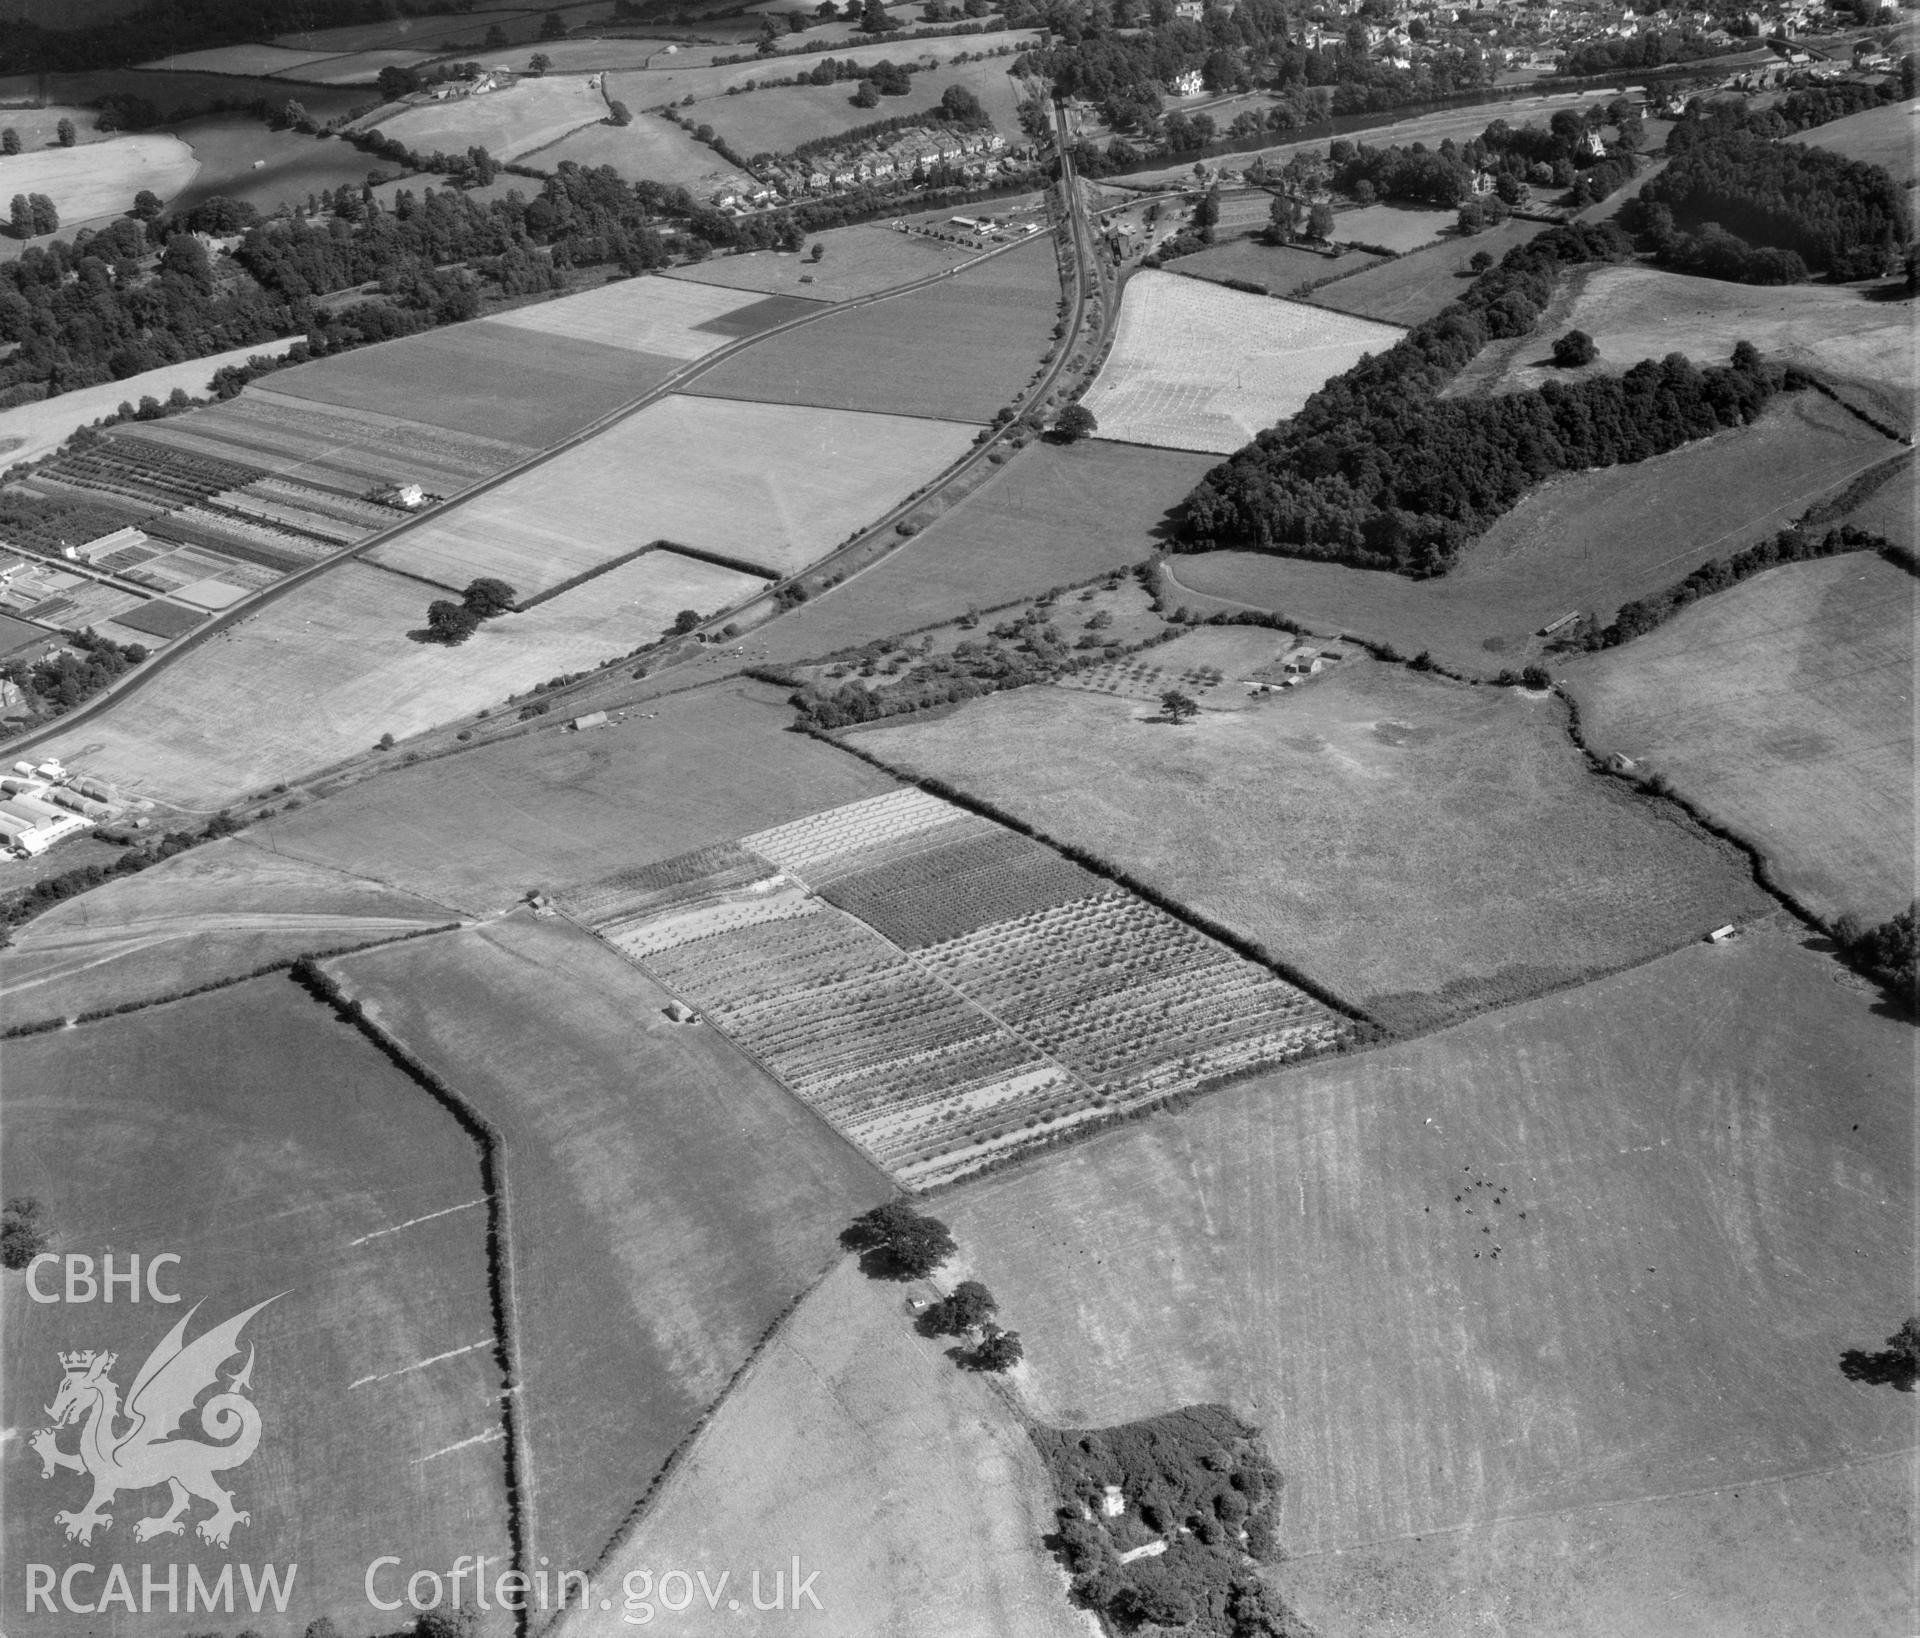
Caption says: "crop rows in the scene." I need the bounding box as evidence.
[918,894,1348,1099]
[559,840,777,926]
[159,505,339,562]
[142,517,308,574]
[244,478,396,530]
[209,488,366,546]
[37,438,267,510]
[820,827,1118,948]
[232,393,531,480]
[606,886,822,960]
[740,788,974,881]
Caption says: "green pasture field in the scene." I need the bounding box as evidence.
[168,117,386,217]
[1306,215,1544,326]
[1163,237,1381,294]
[849,660,1768,1029]
[751,439,1214,662]
[371,393,974,587]
[1080,272,1403,454]
[1334,200,1455,252]
[1164,391,1903,676]
[1,976,512,1636]
[481,271,801,358]
[521,110,728,186]
[1446,263,1916,435]
[133,43,343,75]
[699,78,951,156]
[0,840,458,1024]
[255,678,900,913]
[260,318,675,446]
[1838,449,1916,548]
[666,223,975,302]
[329,914,891,1574]
[375,74,607,162]
[686,237,1059,425]
[270,9,546,54]
[37,560,745,807]
[572,1258,1088,1638]
[943,927,1914,1628]
[0,104,113,149]
[1795,95,1919,186]
[0,134,196,232]
[1566,552,1916,924]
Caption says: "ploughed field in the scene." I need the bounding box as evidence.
[558,788,1351,1186]
[1080,272,1403,454]
[1,977,513,1638]
[1566,552,1917,924]
[945,927,1915,1627]
[848,661,1770,1031]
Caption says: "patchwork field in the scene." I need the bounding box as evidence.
[850,662,1769,1030]
[1448,264,1918,434]
[666,222,976,302]
[1334,200,1456,252]
[942,928,1915,1627]
[36,559,746,805]
[330,914,889,1579]
[522,111,730,187]
[374,75,609,162]
[562,1257,1085,1638]
[1306,215,1545,326]
[1796,95,1919,186]
[0,840,458,1023]
[259,317,680,446]
[483,272,811,357]
[687,238,1060,424]
[0,344,264,459]
[1566,552,1916,925]
[1,977,512,1637]
[1165,391,1903,676]
[1081,272,1403,454]
[0,133,197,228]
[752,439,1215,662]
[562,787,1350,1185]
[375,394,974,588]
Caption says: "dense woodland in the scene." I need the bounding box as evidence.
[1177,222,1801,575]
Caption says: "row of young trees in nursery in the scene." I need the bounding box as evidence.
[1176,222,1796,576]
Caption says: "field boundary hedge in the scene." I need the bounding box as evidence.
[292,956,534,1638]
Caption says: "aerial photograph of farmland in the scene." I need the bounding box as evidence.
[0,0,1913,1634]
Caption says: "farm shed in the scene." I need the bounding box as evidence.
[571,711,609,731]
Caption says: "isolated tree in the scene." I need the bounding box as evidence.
[861,0,901,29]
[528,52,552,74]
[607,100,633,127]
[27,193,56,235]
[809,241,826,261]
[851,78,879,108]
[1264,193,1297,245]
[427,599,481,644]
[1551,329,1598,368]
[281,98,312,132]
[377,731,397,750]
[969,1327,1024,1371]
[540,9,569,37]
[1053,403,1097,442]
[923,1279,996,1335]
[461,577,517,618]
[1,1198,49,1270]
[1306,200,1335,241]
[670,608,702,634]
[0,127,18,156]
[841,1200,956,1279]
[1469,248,1493,272]
[1160,689,1200,724]
[8,194,30,238]
[56,117,75,147]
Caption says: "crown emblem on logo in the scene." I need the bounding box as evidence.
[58,1351,98,1369]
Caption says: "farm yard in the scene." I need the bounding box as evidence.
[328,915,889,1579]
[0,840,457,1024]
[521,111,730,188]
[562,788,1349,1185]
[34,559,751,806]
[943,928,1915,1629]
[686,237,1060,424]
[1445,264,1918,434]
[1,977,513,1638]
[666,223,977,302]
[0,133,197,231]
[0,339,304,468]
[1080,273,1403,453]
[376,394,974,588]
[370,74,609,163]
[563,1257,1087,1638]
[256,678,901,912]
[849,663,1769,1030]
[1305,215,1544,326]
[752,439,1215,662]
[1165,391,1905,676]
[1566,552,1917,925]
[1795,95,1919,186]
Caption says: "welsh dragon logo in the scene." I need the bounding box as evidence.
[28,1296,279,1550]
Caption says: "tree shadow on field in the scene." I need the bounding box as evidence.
[1839,1348,1916,1390]
[1863,279,1917,304]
